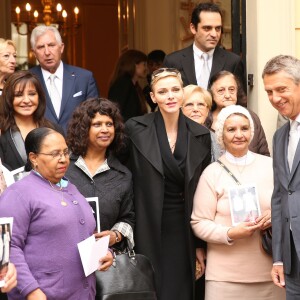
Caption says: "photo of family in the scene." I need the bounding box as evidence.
[228,184,261,226]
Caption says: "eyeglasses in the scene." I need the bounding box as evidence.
[37,149,70,160]
[215,87,237,96]
[151,68,180,80]
[183,102,208,111]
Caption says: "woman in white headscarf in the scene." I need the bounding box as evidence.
[191,105,285,300]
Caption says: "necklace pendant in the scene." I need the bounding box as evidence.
[61,200,68,207]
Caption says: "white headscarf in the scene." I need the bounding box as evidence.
[215,105,255,149]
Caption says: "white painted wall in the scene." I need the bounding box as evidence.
[246,0,295,153]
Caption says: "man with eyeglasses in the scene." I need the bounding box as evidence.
[163,2,245,91]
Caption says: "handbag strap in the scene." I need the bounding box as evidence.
[216,159,241,185]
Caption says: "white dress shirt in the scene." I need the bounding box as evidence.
[193,43,214,89]
[41,61,64,115]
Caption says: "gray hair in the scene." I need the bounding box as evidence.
[30,25,62,49]
[215,105,254,150]
[262,55,300,85]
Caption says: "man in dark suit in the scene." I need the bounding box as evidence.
[263,55,300,299]
[164,2,245,90]
[30,25,99,132]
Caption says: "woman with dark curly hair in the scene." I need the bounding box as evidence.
[0,70,61,171]
[66,98,135,249]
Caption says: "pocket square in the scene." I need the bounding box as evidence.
[73,91,83,97]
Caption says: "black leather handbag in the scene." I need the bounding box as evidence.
[261,228,272,256]
[95,248,157,300]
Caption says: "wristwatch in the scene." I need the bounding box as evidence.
[112,230,120,243]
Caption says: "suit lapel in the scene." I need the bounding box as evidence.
[275,123,290,182]
[60,64,75,120]
[185,117,210,183]
[290,125,300,179]
[129,114,164,176]
[34,66,58,121]
[210,47,226,80]
[6,132,24,167]
[181,45,197,85]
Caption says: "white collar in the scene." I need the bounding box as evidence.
[193,43,215,59]
[74,156,110,179]
[290,113,300,125]
[225,150,255,165]
[41,60,64,81]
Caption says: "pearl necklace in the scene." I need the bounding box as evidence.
[48,180,68,207]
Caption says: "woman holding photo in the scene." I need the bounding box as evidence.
[191,105,285,300]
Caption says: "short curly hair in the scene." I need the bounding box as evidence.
[67,98,126,157]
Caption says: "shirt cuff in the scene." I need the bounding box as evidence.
[273,261,283,266]
[111,222,134,249]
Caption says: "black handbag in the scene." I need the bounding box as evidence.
[261,228,272,256]
[95,247,157,300]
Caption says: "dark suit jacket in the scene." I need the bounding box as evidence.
[163,45,246,91]
[272,122,300,274]
[30,63,99,132]
[125,112,211,297]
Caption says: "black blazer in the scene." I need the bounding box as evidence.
[0,124,64,171]
[125,112,211,297]
[0,130,24,171]
[164,45,246,91]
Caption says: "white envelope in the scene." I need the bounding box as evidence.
[73,91,83,97]
[77,235,109,277]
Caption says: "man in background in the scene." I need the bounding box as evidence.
[30,25,99,132]
[164,2,245,91]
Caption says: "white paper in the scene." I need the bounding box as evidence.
[77,235,109,277]
[0,217,13,287]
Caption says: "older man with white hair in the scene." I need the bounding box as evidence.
[30,25,99,132]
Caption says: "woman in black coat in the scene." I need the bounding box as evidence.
[125,68,211,300]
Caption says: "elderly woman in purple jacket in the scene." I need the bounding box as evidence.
[0,127,113,300]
